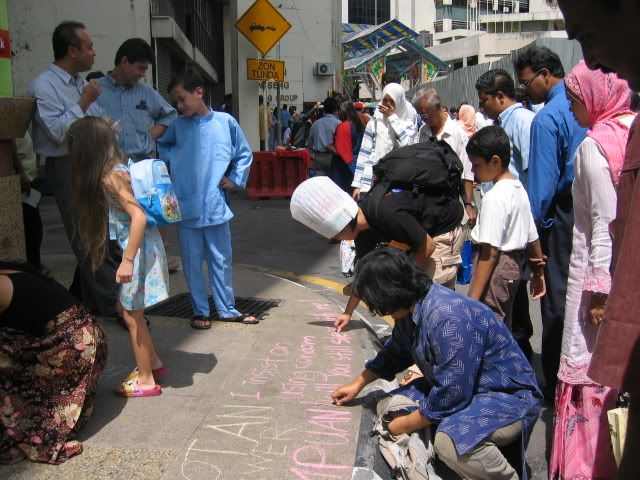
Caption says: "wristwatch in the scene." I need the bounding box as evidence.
[464,201,478,210]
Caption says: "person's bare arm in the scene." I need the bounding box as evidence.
[387,410,431,436]
[527,239,546,299]
[331,368,379,405]
[413,235,436,271]
[468,244,499,300]
[150,124,168,140]
[107,171,147,284]
[335,294,361,332]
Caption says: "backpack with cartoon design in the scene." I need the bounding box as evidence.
[128,159,182,226]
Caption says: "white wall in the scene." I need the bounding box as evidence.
[343,1,436,32]
[9,0,151,95]
[393,0,436,33]
[428,30,567,65]
[261,0,341,109]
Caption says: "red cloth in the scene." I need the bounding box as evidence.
[334,121,353,165]
[275,148,312,167]
[357,112,370,129]
[589,115,640,393]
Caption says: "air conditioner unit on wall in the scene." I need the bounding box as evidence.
[314,63,335,76]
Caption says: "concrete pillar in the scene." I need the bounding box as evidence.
[231,0,260,151]
[0,0,29,263]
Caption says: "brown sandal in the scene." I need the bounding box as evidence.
[191,316,212,330]
[218,313,259,325]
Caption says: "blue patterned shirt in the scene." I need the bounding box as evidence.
[366,285,542,458]
[98,75,176,158]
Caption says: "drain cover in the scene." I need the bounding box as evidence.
[145,294,280,320]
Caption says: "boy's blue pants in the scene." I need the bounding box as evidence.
[177,222,240,319]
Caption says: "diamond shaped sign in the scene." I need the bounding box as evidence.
[235,0,292,56]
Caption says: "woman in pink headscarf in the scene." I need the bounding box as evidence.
[457,104,478,138]
[550,61,635,480]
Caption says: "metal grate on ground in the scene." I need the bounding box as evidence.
[145,294,281,320]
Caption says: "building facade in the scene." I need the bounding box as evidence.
[342,0,436,36]
[9,0,224,104]
[9,0,341,150]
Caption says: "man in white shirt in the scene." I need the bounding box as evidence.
[409,88,476,288]
[414,89,477,224]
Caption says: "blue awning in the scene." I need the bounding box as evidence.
[342,19,420,58]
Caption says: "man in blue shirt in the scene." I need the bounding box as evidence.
[27,21,120,317]
[306,96,342,176]
[515,46,586,399]
[476,68,537,361]
[280,103,291,140]
[97,38,177,161]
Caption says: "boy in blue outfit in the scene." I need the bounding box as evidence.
[158,69,257,329]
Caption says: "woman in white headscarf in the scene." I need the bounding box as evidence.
[351,83,418,200]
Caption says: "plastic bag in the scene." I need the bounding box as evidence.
[456,240,473,285]
[340,240,356,277]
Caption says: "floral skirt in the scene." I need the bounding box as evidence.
[549,380,618,479]
[0,305,108,464]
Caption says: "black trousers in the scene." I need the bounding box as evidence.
[22,201,43,269]
[511,271,533,362]
[47,156,120,316]
[538,191,574,395]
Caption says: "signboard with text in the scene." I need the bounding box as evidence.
[247,58,285,82]
[235,0,291,56]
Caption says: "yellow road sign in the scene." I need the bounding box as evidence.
[235,0,292,56]
[247,58,285,82]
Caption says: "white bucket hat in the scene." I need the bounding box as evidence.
[290,177,359,238]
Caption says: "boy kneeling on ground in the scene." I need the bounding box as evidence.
[331,247,542,480]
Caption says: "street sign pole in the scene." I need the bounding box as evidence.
[276,42,281,147]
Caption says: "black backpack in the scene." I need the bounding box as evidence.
[290,118,310,148]
[373,138,463,194]
[364,139,464,220]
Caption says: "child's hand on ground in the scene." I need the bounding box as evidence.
[331,380,361,406]
[116,260,134,284]
[334,313,352,332]
[530,272,546,299]
[220,177,236,189]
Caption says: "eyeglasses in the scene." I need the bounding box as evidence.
[418,109,439,119]
[519,68,546,89]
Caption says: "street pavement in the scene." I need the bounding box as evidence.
[0,192,552,479]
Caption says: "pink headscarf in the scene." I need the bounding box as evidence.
[565,61,635,186]
[458,104,478,138]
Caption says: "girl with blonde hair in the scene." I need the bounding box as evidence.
[69,116,169,397]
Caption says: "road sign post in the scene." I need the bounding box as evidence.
[246,58,285,82]
[235,0,291,57]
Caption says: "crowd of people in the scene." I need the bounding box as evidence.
[1,1,639,478]
[290,10,639,477]
[1,21,257,463]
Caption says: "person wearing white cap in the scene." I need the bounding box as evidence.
[291,174,463,332]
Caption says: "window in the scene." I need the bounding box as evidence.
[348,0,391,25]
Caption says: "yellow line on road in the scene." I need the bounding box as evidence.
[237,263,394,326]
